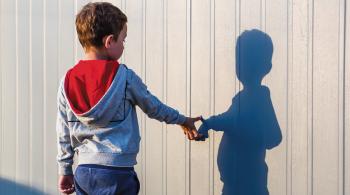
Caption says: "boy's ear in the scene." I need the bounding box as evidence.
[103,35,114,48]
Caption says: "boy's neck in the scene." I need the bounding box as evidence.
[84,48,111,60]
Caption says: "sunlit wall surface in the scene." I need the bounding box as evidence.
[0,0,349,195]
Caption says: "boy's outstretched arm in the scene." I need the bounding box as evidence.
[126,69,201,140]
[56,81,75,194]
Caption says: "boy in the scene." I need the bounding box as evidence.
[56,2,201,194]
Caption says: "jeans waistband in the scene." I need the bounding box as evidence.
[78,164,134,171]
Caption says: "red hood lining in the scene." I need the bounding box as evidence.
[64,60,120,114]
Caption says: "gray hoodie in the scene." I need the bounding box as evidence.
[56,64,186,175]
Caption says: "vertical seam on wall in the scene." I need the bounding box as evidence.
[56,0,60,185]
[73,0,76,63]
[235,0,240,112]
[238,0,242,97]
[15,0,19,185]
[311,0,315,193]
[186,0,192,194]
[260,0,264,30]
[339,0,347,194]
[57,0,61,102]
[124,0,127,62]
[260,0,262,28]
[237,0,240,112]
[121,0,125,63]
[43,0,47,192]
[312,1,315,193]
[163,0,168,193]
[209,0,215,194]
[238,0,241,94]
[0,0,2,177]
[235,0,242,120]
[29,0,33,188]
[122,0,126,62]
[264,0,266,30]
[56,0,62,186]
[307,0,315,194]
[142,0,147,194]
[343,1,347,194]
[73,0,77,64]
[287,0,294,194]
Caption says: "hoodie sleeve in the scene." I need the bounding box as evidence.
[126,68,186,125]
[56,79,74,175]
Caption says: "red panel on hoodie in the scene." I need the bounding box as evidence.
[64,60,119,114]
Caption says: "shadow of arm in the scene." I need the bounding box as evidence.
[264,100,282,149]
[198,110,234,139]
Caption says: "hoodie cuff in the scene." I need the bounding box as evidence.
[177,114,187,125]
[58,165,73,175]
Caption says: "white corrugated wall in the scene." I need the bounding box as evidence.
[0,0,349,195]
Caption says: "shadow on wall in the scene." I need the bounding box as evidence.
[198,29,282,195]
[0,177,45,195]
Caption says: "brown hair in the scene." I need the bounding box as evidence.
[75,2,127,50]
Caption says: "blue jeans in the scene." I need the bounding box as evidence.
[74,164,140,195]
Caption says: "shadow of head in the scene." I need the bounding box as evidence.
[236,29,273,87]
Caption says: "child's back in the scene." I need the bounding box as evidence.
[56,2,201,195]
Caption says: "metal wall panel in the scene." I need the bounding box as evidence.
[1,0,19,194]
[289,0,311,194]
[44,1,60,194]
[190,0,211,194]
[213,0,236,194]
[313,0,343,194]
[144,0,166,194]
[265,0,288,194]
[166,0,189,194]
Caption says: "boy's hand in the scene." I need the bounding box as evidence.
[181,116,202,140]
[58,175,75,194]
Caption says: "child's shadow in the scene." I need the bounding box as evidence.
[198,29,282,195]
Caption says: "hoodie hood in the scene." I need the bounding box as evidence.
[63,60,127,127]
